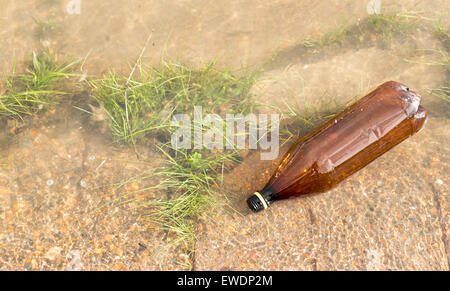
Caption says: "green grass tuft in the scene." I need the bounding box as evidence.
[90,61,257,144]
[0,51,78,118]
[141,147,237,249]
[300,12,421,51]
[92,61,257,253]
[366,12,419,45]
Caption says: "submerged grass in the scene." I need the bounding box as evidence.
[431,23,450,103]
[430,83,450,103]
[0,51,78,118]
[405,22,449,104]
[141,147,238,249]
[365,12,420,46]
[300,12,423,52]
[267,12,427,70]
[90,61,256,143]
[91,60,258,251]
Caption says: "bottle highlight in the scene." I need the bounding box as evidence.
[247,81,428,212]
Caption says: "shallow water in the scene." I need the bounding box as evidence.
[0,0,448,270]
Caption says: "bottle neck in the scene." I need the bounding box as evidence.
[246,186,277,212]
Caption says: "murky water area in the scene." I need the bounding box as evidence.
[0,0,448,270]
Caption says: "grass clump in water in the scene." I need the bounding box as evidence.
[90,61,256,144]
[300,12,421,52]
[92,61,257,251]
[142,148,237,249]
[366,12,419,45]
[0,51,77,118]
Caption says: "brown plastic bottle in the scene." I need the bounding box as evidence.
[247,81,428,212]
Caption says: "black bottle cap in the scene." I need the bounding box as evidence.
[247,192,269,213]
